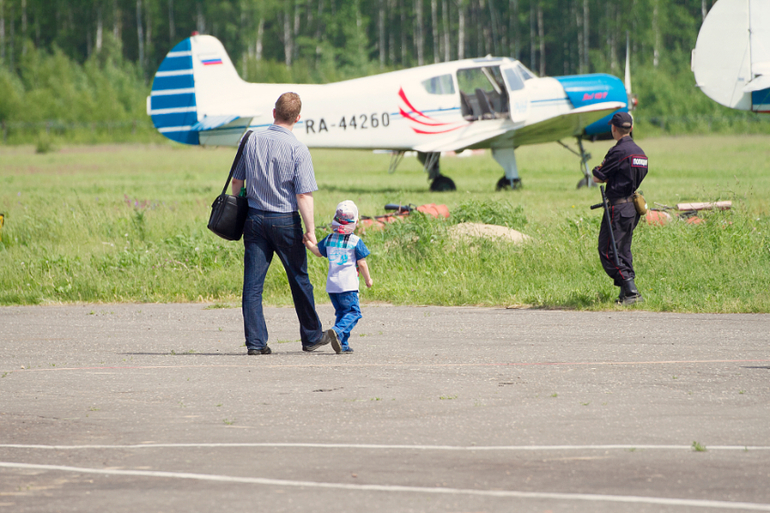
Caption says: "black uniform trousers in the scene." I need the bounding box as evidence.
[598,201,640,286]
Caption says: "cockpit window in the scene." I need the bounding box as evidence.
[504,68,525,91]
[516,64,536,80]
[456,66,510,121]
[421,74,456,95]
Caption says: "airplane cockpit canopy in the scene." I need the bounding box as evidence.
[503,68,525,91]
[516,63,536,81]
[457,66,509,121]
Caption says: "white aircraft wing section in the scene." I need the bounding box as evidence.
[413,125,511,153]
[414,101,623,153]
[510,101,625,146]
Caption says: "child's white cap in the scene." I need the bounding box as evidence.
[332,200,359,234]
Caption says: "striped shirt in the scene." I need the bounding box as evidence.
[233,125,318,212]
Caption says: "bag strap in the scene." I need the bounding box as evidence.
[221,130,253,196]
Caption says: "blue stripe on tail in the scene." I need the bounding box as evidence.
[150,38,199,145]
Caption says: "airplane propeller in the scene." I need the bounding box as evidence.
[625,32,638,110]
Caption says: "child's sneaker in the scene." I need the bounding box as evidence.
[341,346,354,353]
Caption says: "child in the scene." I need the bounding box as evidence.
[305,200,373,353]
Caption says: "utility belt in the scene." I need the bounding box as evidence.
[609,196,633,206]
[610,192,648,215]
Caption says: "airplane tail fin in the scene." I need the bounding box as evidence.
[147,35,247,145]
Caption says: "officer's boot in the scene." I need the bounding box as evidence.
[620,278,644,305]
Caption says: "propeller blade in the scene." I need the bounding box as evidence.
[625,32,632,97]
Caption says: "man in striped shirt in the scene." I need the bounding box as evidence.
[231,92,339,355]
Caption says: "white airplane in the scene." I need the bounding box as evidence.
[147,34,634,191]
[692,0,770,114]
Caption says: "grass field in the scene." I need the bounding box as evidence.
[1,134,769,312]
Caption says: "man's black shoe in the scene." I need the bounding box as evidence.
[247,346,272,355]
[620,278,644,305]
[302,329,337,352]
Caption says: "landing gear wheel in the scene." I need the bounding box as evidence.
[576,176,597,189]
[496,176,522,191]
[430,175,456,192]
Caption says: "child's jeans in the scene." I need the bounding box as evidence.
[329,291,362,349]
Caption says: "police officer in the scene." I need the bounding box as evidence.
[592,111,648,305]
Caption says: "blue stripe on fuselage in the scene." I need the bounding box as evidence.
[752,89,770,111]
[554,73,627,136]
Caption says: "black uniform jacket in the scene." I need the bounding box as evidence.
[592,136,648,201]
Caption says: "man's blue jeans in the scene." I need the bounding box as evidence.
[242,209,323,351]
[329,291,362,349]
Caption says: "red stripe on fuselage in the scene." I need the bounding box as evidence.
[398,88,433,120]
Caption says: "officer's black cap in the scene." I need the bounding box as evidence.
[610,111,633,128]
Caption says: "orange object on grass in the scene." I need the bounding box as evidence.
[645,210,672,226]
[359,204,449,232]
[416,203,450,218]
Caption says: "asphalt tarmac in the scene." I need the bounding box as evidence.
[1,303,769,512]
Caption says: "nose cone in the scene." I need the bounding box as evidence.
[555,73,628,137]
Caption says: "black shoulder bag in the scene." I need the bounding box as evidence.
[207,131,253,241]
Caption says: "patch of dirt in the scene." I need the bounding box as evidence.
[448,222,532,244]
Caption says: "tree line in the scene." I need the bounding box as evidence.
[0,0,767,143]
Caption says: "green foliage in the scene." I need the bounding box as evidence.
[1,40,155,144]
[451,200,528,229]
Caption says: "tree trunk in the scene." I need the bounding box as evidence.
[0,0,5,65]
[652,0,659,67]
[457,0,465,60]
[196,2,205,34]
[145,0,152,66]
[431,0,439,63]
[113,0,121,43]
[488,0,499,56]
[282,5,293,67]
[537,2,544,76]
[168,0,175,44]
[137,0,145,78]
[21,0,26,55]
[314,0,324,60]
[7,1,12,70]
[701,0,708,21]
[388,0,396,64]
[293,0,300,64]
[529,3,535,71]
[576,0,583,73]
[442,0,450,61]
[379,0,386,67]
[256,18,264,61]
[415,0,424,65]
[400,0,407,64]
[510,0,519,59]
[96,5,103,51]
[582,0,589,72]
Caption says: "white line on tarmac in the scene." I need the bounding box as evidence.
[6,358,770,374]
[1,461,769,511]
[1,443,768,451]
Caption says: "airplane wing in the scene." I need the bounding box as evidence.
[508,101,625,147]
[412,101,624,153]
[413,125,511,153]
